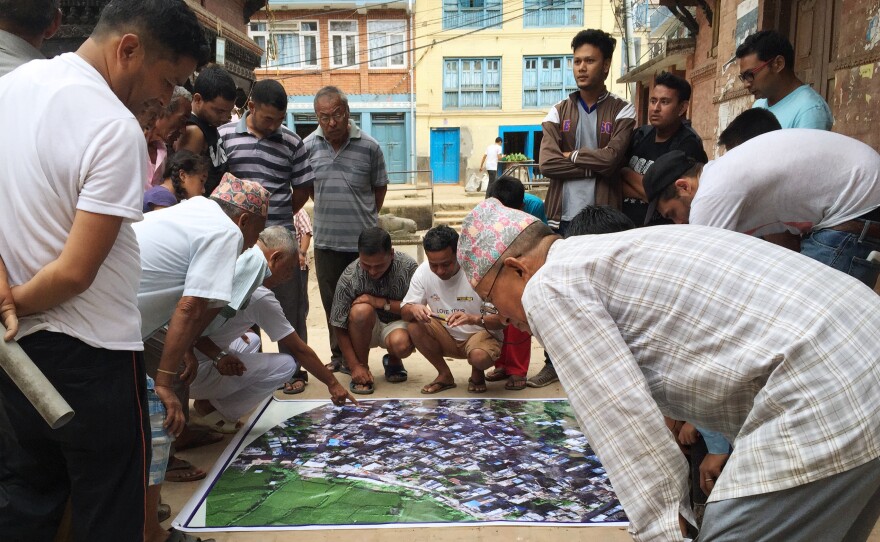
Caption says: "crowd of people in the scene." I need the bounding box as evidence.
[0,1,879,541]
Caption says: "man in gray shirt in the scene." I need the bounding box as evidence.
[0,0,61,77]
[330,227,416,395]
[304,86,389,372]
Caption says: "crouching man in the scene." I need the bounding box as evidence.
[331,227,417,395]
[402,226,503,394]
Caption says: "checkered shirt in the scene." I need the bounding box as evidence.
[522,225,880,541]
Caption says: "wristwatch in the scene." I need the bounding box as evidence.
[213,350,228,363]
[383,299,391,311]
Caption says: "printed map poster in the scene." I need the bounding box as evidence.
[175,397,627,532]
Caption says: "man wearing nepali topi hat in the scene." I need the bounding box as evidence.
[134,172,269,436]
[459,198,880,542]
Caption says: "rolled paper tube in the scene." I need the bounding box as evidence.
[0,323,75,429]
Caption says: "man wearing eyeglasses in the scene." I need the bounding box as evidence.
[736,30,832,130]
[458,198,880,542]
[304,86,390,375]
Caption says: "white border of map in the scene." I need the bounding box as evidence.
[173,396,629,532]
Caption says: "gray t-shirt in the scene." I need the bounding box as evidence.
[562,101,598,221]
[304,122,389,252]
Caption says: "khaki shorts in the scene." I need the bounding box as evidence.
[369,319,410,349]
[418,317,501,361]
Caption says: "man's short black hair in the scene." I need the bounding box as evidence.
[654,71,692,102]
[735,30,794,71]
[571,29,616,61]
[494,137,502,143]
[486,175,525,210]
[93,0,210,67]
[718,108,782,151]
[250,79,287,111]
[194,65,237,102]
[423,225,459,253]
[358,226,392,255]
[567,206,635,238]
[0,0,58,33]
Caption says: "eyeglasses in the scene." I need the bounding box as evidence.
[479,265,506,316]
[317,110,347,124]
[738,58,774,83]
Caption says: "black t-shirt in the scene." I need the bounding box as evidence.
[187,113,229,195]
[623,124,708,226]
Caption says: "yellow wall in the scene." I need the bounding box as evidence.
[413,0,630,180]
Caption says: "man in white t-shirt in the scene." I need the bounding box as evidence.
[189,229,354,432]
[0,1,209,538]
[642,129,880,287]
[402,226,504,394]
[480,136,504,191]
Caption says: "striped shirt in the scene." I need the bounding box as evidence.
[330,251,417,329]
[522,225,880,541]
[218,114,315,227]
[304,121,388,251]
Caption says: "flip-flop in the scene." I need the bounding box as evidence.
[282,376,307,395]
[505,374,528,391]
[349,380,375,395]
[484,367,508,382]
[382,354,408,383]
[467,377,487,394]
[164,457,207,483]
[421,380,457,394]
[190,410,242,434]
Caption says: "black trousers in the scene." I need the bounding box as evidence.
[0,331,149,541]
[314,247,359,364]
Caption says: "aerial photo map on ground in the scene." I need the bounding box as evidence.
[175,398,627,531]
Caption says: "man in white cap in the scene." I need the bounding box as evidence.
[458,198,880,541]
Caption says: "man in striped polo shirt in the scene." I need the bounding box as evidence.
[219,79,315,388]
[304,86,390,373]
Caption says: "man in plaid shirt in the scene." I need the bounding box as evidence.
[459,198,880,541]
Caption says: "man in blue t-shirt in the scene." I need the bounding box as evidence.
[736,30,832,130]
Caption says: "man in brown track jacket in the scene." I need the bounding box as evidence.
[539,29,636,235]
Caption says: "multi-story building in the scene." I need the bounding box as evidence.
[248,0,416,183]
[413,0,633,184]
[620,0,880,155]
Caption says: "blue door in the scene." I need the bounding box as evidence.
[430,128,460,184]
[372,115,407,184]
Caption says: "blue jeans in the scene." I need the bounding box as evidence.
[800,227,880,288]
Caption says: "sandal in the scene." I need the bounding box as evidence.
[349,380,375,395]
[382,354,408,383]
[190,409,242,434]
[505,374,527,391]
[164,456,206,483]
[174,427,224,451]
[325,359,351,375]
[282,375,307,395]
[484,367,508,382]
[166,527,215,542]
[158,503,171,523]
[421,380,457,394]
[467,377,487,394]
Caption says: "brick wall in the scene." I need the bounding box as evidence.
[251,8,413,97]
